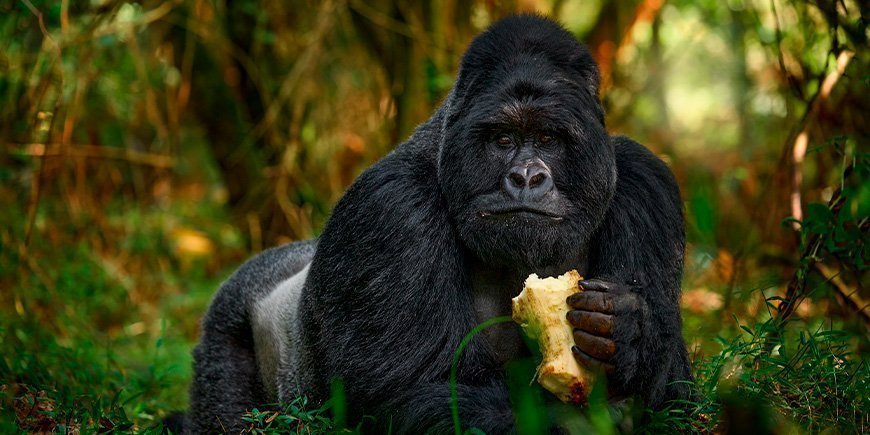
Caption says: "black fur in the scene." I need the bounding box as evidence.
[184,241,316,433]
[183,15,691,433]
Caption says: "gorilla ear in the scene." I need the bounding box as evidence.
[565,44,605,126]
[571,46,601,103]
[583,64,601,102]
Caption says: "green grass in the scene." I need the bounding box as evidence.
[240,398,335,434]
[640,321,868,434]
[0,200,232,433]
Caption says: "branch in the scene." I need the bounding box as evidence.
[594,0,665,93]
[242,0,340,148]
[789,50,854,229]
[614,0,665,62]
[769,0,803,98]
[348,0,424,42]
[814,263,869,330]
[20,0,58,49]
[91,1,177,39]
[6,143,175,168]
[20,0,64,252]
[775,166,850,323]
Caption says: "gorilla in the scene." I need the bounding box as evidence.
[182,15,691,433]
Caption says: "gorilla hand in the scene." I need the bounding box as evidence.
[566,279,647,390]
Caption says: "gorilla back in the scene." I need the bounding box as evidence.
[184,15,691,433]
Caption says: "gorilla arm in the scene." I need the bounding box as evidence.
[298,122,513,433]
[568,136,692,408]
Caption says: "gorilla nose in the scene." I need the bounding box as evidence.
[504,164,553,200]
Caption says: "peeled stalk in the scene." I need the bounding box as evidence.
[511,270,593,404]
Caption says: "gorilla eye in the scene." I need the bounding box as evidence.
[539,134,553,144]
[496,134,512,146]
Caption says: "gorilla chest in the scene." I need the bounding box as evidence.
[469,260,588,366]
[471,271,527,366]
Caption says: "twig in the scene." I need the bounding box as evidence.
[91,1,177,39]
[595,0,665,93]
[775,167,850,323]
[348,0,429,43]
[127,32,170,143]
[20,0,58,48]
[7,143,175,168]
[789,51,854,229]
[246,212,263,253]
[614,0,664,62]
[60,0,69,35]
[769,0,803,98]
[164,15,273,114]
[814,263,869,330]
[20,0,64,252]
[242,0,339,148]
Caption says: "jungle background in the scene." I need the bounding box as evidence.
[0,0,867,433]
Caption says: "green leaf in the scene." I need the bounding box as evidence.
[806,203,834,225]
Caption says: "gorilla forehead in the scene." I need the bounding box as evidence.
[461,54,589,112]
[454,16,599,96]
[469,79,583,133]
[458,15,595,79]
[446,64,592,140]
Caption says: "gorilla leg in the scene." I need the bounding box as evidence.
[184,241,315,433]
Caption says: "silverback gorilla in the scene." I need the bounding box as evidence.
[182,15,691,433]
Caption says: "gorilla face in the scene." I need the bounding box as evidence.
[439,41,616,269]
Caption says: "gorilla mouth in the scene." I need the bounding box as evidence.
[479,206,564,221]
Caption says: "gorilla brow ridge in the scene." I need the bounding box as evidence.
[495,101,570,135]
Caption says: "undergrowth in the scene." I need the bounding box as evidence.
[1,201,866,433]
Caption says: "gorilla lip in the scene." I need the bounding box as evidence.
[479,207,563,220]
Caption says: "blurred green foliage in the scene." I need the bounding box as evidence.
[0,0,867,432]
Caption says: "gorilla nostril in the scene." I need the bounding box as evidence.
[529,173,546,188]
[509,172,526,188]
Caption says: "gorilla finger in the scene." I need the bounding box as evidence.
[572,345,615,376]
[573,329,617,360]
[566,291,614,313]
[566,310,613,337]
[578,279,615,292]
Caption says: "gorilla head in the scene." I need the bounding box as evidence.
[438,16,617,269]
